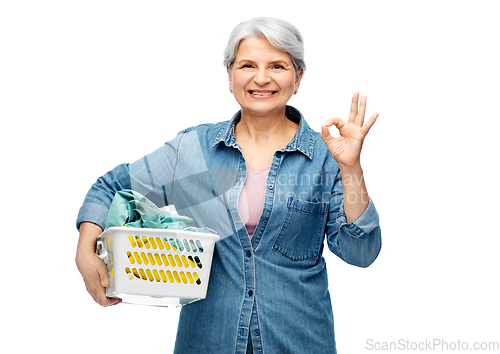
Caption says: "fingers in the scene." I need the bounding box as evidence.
[106,298,122,306]
[91,284,106,304]
[348,92,378,133]
[323,117,345,130]
[86,266,107,304]
[347,92,360,123]
[361,112,379,136]
[321,118,345,148]
[79,252,120,307]
[89,268,121,306]
[97,262,110,288]
[92,288,121,306]
[355,95,367,126]
[96,292,121,306]
[320,124,333,145]
[93,258,121,306]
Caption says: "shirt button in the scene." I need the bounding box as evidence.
[276,152,281,158]
[254,329,260,336]
[248,290,253,297]
[246,250,252,258]
[268,184,274,190]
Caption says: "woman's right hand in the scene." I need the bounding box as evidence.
[76,222,121,306]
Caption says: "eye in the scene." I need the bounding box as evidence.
[241,64,253,69]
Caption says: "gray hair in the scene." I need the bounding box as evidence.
[223,17,306,74]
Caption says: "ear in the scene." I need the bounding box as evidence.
[294,68,304,91]
[227,66,233,90]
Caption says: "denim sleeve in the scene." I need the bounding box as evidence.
[76,132,184,231]
[76,163,132,230]
[325,170,382,268]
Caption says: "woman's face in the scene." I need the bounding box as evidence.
[228,36,302,118]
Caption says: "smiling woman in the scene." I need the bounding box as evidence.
[75,16,382,354]
[228,36,303,170]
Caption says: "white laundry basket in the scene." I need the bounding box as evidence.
[96,226,219,307]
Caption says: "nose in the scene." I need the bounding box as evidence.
[253,68,271,86]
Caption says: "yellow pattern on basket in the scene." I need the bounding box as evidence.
[125,267,201,285]
[124,234,205,285]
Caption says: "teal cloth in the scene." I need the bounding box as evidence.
[105,190,197,230]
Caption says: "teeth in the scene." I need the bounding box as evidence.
[250,91,274,95]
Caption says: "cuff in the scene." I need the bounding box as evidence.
[336,197,380,238]
[76,203,109,231]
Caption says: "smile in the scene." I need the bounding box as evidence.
[248,91,277,97]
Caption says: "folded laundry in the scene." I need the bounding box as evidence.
[105,190,215,234]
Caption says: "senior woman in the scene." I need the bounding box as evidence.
[76,17,381,354]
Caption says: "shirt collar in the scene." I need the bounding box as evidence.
[212,106,314,160]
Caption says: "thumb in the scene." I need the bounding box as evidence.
[321,123,337,147]
[321,118,344,141]
[320,123,329,139]
[97,260,110,287]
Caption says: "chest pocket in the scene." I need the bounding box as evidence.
[272,197,328,261]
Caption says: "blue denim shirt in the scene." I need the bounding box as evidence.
[77,106,381,354]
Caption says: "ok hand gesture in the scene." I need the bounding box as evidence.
[320,92,378,168]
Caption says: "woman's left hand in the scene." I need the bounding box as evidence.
[321,92,378,168]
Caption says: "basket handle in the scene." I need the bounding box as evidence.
[95,239,108,261]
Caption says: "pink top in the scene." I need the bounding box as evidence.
[238,164,270,238]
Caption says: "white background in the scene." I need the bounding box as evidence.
[1,1,499,353]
